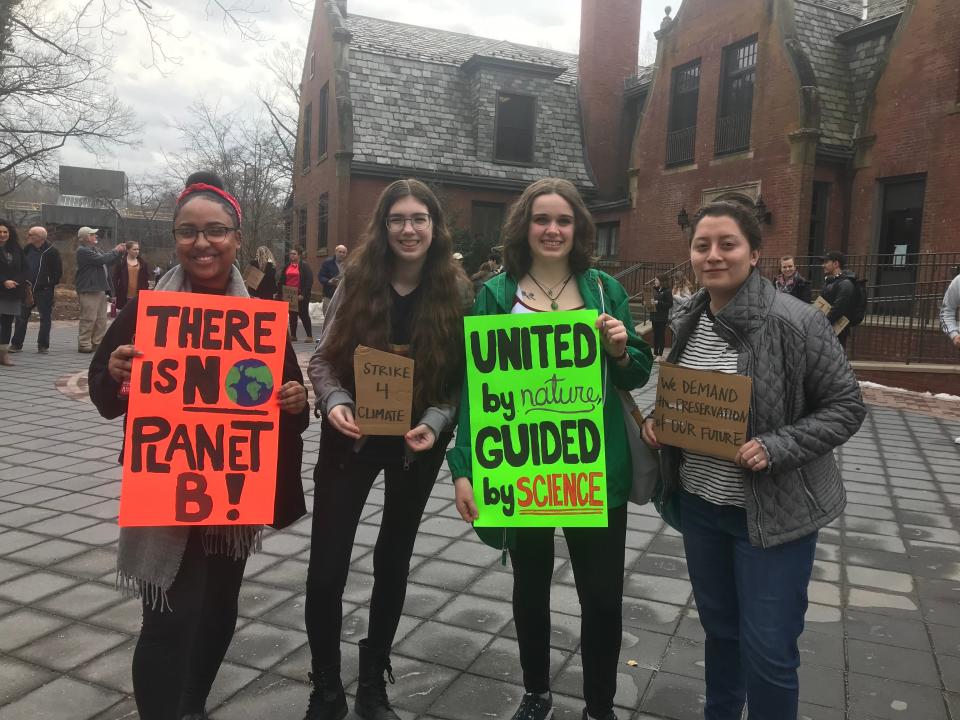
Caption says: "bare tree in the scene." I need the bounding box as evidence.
[257,41,305,188]
[0,0,309,194]
[0,1,140,193]
[166,100,290,265]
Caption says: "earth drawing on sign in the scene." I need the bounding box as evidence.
[225,359,274,407]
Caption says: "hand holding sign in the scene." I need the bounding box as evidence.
[651,363,752,462]
[353,346,414,436]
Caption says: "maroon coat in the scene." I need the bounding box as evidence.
[112,257,150,309]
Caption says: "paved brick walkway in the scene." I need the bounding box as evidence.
[1,323,959,719]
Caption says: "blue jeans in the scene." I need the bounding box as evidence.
[679,489,817,720]
[12,285,55,350]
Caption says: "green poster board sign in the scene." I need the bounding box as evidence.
[465,310,608,527]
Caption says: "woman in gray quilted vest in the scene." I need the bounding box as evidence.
[641,201,865,720]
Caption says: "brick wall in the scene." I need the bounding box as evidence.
[626,0,808,267]
[848,0,960,255]
[293,2,346,267]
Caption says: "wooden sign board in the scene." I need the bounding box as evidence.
[243,264,264,291]
[652,363,752,462]
[353,346,414,435]
[281,285,298,311]
[813,295,849,335]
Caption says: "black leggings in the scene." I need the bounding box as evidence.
[132,530,246,720]
[652,321,668,356]
[0,314,13,344]
[510,503,628,718]
[289,299,313,339]
[305,426,450,668]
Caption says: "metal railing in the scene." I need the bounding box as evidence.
[715,111,751,155]
[603,252,960,365]
[665,126,696,166]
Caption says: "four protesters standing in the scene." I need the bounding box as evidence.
[61,171,873,719]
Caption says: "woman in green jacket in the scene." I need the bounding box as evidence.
[449,178,653,720]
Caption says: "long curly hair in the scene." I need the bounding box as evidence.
[321,179,470,415]
[501,178,596,279]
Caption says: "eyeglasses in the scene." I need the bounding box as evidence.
[173,226,238,244]
[386,214,431,232]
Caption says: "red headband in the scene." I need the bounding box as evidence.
[176,183,243,225]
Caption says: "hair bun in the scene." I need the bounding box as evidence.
[184,171,225,190]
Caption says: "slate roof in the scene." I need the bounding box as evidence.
[793,0,906,152]
[345,15,579,84]
[342,14,593,187]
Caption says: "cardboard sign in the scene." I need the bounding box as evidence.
[353,346,414,435]
[282,285,299,311]
[813,295,849,335]
[465,311,607,528]
[652,363,752,462]
[243,264,264,291]
[119,291,288,526]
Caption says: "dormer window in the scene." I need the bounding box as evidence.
[494,92,536,164]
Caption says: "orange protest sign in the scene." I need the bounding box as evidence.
[119,290,288,527]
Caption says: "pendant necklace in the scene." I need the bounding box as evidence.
[528,272,573,310]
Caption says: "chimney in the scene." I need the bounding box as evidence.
[578,0,642,199]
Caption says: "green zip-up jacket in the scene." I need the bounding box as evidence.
[446,268,653,550]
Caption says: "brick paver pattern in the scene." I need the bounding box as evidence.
[0,324,959,720]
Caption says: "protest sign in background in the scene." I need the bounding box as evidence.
[119,291,288,526]
[281,285,299,311]
[353,346,414,435]
[652,363,752,461]
[465,311,607,528]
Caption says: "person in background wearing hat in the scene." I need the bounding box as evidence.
[75,227,124,353]
[820,251,856,348]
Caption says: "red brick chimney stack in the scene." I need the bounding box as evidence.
[578,0,642,200]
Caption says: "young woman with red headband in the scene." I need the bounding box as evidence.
[89,171,310,720]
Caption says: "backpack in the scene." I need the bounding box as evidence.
[847,277,868,326]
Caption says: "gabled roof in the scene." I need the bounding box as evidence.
[793,0,906,152]
[344,15,579,85]
[341,14,594,188]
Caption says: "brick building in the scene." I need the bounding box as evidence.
[626,0,960,271]
[291,0,650,269]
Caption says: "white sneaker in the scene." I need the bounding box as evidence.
[954,436,960,445]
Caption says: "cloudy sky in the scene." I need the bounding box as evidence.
[59,0,677,178]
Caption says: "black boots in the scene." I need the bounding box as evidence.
[354,639,400,720]
[303,664,347,720]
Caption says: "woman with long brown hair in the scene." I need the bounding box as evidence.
[302,178,471,720]
[449,178,653,720]
[112,240,150,310]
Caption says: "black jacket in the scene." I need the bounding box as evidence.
[280,261,313,298]
[88,295,310,529]
[660,269,865,548]
[650,285,674,322]
[0,240,26,303]
[776,273,812,304]
[250,261,278,300]
[821,270,856,324]
[23,242,63,290]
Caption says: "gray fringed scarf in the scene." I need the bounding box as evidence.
[116,264,262,611]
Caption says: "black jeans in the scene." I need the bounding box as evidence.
[0,314,13,345]
[305,427,450,668]
[12,285,54,349]
[289,299,313,339]
[132,530,246,720]
[651,320,668,356]
[510,503,628,718]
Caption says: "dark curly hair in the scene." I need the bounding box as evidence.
[688,200,762,251]
[501,178,595,279]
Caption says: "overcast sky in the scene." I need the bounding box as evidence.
[59,0,677,179]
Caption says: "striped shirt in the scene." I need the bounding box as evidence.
[678,309,745,507]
